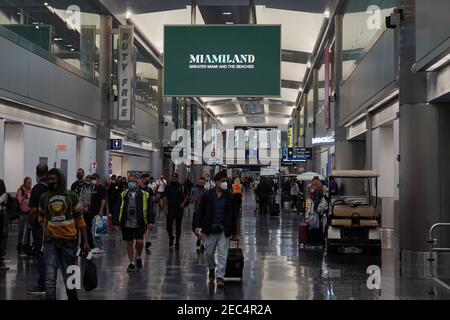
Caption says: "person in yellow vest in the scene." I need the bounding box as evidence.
[232,177,243,215]
[118,175,155,272]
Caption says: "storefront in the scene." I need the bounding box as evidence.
[0,100,96,192]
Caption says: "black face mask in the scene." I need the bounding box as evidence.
[144,181,150,186]
[48,182,58,192]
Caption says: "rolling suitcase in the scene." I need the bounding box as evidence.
[224,239,244,281]
[299,223,308,245]
[270,198,280,217]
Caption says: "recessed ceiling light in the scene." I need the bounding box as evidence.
[44,2,49,5]
[307,62,311,68]
[35,26,39,29]
[70,48,75,51]
[222,12,232,15]
[225,21,234,25]
[66,44,73,47]
[126,10,132,19]
[324,9,330,18]
[54,37,63,41]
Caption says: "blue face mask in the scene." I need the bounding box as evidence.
[128,182,137,190]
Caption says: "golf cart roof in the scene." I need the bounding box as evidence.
[332,170,380,178]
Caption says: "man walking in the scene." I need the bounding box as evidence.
[27,163,49,295]
[70,168,86,197]
[194,172,238,287]
[39,168,90,300]
[190,177,207,251]
[163,173,188,249]
[140,173,154,249]
[118,175,154,272]
[90,173,107,253]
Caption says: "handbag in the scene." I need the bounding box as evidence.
[93,215,108,236]
[308,212,321,230]
[79,250,97,292]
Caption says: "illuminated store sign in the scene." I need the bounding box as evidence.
[312,135,335,145]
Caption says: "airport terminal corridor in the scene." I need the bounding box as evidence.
[1,191,448,300]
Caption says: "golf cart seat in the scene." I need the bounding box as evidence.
[331,205,379,227]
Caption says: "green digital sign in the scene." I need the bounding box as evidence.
[164,25,281,97]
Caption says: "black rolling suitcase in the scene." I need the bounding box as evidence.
[224,239,244,281]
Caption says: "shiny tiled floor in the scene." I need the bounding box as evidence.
[1,191,450,300]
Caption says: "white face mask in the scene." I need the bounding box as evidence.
[220,182,228,191]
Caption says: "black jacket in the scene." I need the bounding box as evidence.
[118,189,155,227]
[195,189,237,237]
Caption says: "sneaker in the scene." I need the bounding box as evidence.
[136,258,143,270]
[169,237,174,247]
[216,278,225,287]
[208,269,215,283]
[92,248,104,254]
[127,263,136,272]
[19,252,28,259]
[27,286,46,294]
[145,241,152,249]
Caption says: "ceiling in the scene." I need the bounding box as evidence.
[100,0,338,128]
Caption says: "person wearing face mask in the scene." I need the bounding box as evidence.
[89,173,107,254]
[27,163,48,294]
[162,172,188,249]
[139,173,154,249]
[118,175,154,272]
[194,172,238,287]
[70,168,86,197]
[190,177,207,251]
[107,174,123,228]
[79,175,94,250]
[39,168,89,300]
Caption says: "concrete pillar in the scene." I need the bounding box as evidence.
[397,0,450,277]
[96,15,112,182]
[0,119,4,180]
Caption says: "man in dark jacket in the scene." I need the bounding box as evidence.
[194,171,238,287]
[255,176,273,216]
[118,175,155,272]
[162,172,188,249]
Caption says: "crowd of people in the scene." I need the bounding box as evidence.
[0,164,242,299]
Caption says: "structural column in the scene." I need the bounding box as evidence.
[398,0,449,277]
[96,15,112,181]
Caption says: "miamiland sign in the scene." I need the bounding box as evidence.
[164,25,281,97]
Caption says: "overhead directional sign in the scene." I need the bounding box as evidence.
[281,147,312,161]
[164,25,281,97]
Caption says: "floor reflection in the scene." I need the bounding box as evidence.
[1,191,450,300]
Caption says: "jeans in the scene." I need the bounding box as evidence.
[0,212,8,263]
[32,225,46,290]
[82,213,94,249]
[44,238,78,300]
[17,214,31,249]
[167,207,183,242]
[204,232,230,279]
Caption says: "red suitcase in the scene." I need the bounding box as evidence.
[299,223,308,245]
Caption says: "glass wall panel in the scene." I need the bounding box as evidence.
[342,0,398,80]
[0,0,104,80]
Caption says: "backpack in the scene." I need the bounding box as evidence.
[6,193,20,221]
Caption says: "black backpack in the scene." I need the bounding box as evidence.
[6,193,20,221]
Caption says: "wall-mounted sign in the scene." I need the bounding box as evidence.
[56,144,67,152]
[287,124,294,148]
[164,25,281,97]
[110,139,122,151]
[117,25,135,127]
[312,135,335,145]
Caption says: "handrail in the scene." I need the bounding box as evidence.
[428,223,450,291]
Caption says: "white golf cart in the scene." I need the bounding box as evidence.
[325,170,381,254]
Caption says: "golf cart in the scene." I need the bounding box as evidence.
[325,170,381,254]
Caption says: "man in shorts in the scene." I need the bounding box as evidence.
[118,175,154,272]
